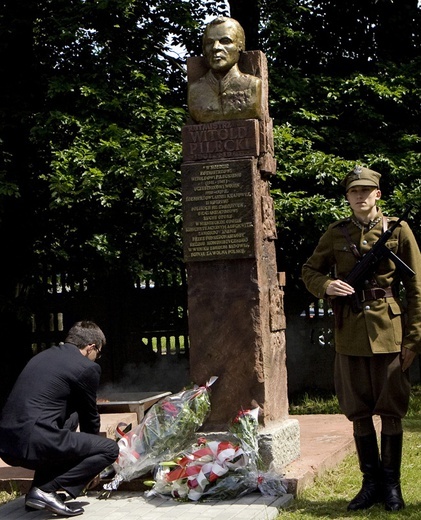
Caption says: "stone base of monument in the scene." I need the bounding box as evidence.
[257,418,300,471]
[197,417,300,475]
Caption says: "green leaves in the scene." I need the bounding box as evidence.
[0,0,420,312]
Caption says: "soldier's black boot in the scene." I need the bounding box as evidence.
[347,433,382,511]
[381,432,405,511]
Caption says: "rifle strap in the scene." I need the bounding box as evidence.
[339,217,389,258]
[382,216,388,233]
[339,223,361,259]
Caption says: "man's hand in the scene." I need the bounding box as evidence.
[401,347,417,372]
[326,280,355,297]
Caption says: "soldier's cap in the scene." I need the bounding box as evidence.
[341,166,381,191]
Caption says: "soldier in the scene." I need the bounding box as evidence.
[302,166,421,512]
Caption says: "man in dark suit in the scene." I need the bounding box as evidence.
[0,320,119,517]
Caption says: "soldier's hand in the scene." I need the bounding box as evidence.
[326,280,355,297]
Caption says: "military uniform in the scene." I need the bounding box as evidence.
[302,211,421,357]
[301,166,421,512]
[188,65,262,123]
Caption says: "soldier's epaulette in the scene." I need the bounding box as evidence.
[385,216,402,230]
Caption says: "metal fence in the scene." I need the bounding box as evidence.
[29,269,190,364]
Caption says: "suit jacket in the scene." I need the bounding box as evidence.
[302,210,421,356]
[0,343,101,463]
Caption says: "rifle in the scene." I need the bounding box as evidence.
[343,207,415,313]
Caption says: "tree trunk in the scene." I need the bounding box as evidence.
[228,0,260,51]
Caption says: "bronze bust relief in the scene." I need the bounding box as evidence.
[188,17,263,123]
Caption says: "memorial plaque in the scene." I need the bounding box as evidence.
[182,159,256,262]
[182,119,259,162]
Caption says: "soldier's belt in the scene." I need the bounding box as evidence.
[359,287,394,302]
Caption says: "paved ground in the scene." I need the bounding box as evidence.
[0,414,364,520]
[0,490,292,520]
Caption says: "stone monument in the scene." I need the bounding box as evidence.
[181,17,299,471]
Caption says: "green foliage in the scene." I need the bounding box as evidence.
[0,0,228,288]
[277,428,421,519]
[264,5,421,310]
[39,85,186,273]
[0,490,18,507]
[406,384,421,419]
[0,0,420,327]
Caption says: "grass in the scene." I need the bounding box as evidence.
[289,389,342,415]
[276,426,421,519]
[276,384,421,519]
[2,385,421,516]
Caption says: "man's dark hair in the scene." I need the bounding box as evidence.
[65,320,106,350]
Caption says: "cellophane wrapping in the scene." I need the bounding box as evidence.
[102,376,217,491]
[146,407,287,501]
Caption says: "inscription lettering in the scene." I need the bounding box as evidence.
[182,120,259,162]
[182,160,255,261]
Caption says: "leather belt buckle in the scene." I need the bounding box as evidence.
[361,288,388,302]
[373,288,387,299]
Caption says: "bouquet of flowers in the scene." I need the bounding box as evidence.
[229,407,260,467]
[146,405,286,501]
[228,408,287,497]
[102,376,217,492]
[147,436,250,501]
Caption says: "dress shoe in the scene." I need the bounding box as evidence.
[25,487,84,517]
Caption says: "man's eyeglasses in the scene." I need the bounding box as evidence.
[93,345,102,359]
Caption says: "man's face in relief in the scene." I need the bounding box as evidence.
[203,22,242,74]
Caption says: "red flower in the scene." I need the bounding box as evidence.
[161,402,178,416]
[187,478,199,489]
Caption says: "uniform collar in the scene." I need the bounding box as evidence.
[350,209,382,231]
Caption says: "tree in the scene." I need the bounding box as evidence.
[259,0,421,312]
[228,0,260,50]
[0,0,420,385]
[0,0,229,398]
